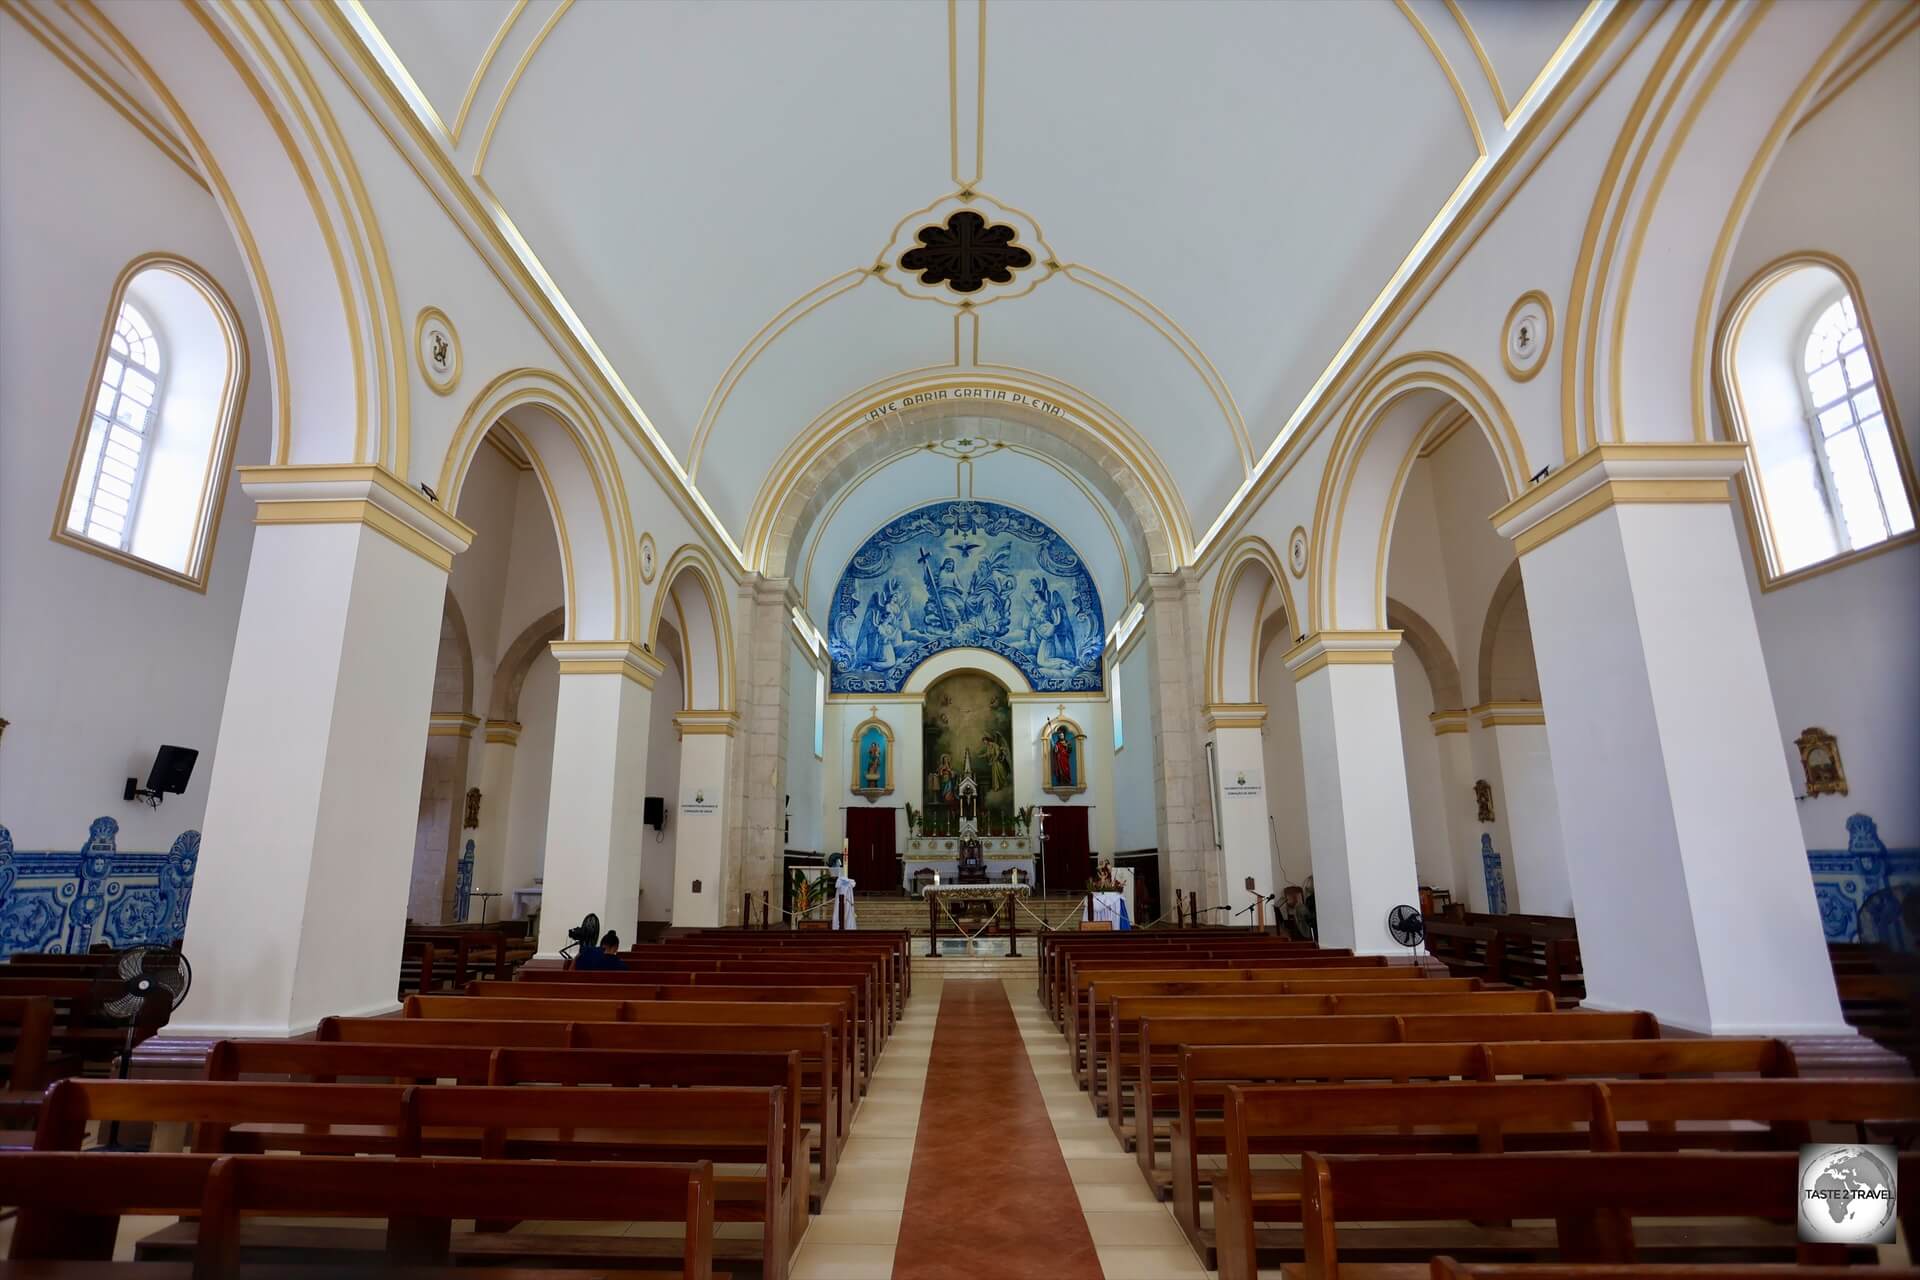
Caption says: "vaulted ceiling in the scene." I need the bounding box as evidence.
[349,0,1593,611]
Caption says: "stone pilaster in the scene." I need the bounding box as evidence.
[1145,572,1216,920]
[726,576,796,925]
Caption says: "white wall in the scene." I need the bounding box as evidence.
[1725,43,1920,852]
[638,654,682,922]
[1112,639,1158,852]
[0,20,270,851]
[1394,646,1454,889]
[1255,629,1313,889]
[502,653,558,899]
[785,636,824,855]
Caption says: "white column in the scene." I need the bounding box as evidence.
[175,466,472,1038]
[469,720,520,910]
[1494,444,1846,1035]
[1476,703,1572,916]
[673,711,737,927]
[1427,710,1485,910]
[536,642,662,956]
[1284,632,1421,954]
[1206,706,1273,925]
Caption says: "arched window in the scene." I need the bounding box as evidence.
[55,256,248,590]
[66,302,163,550]
[1717,255,1918,586]
[1799,295,1912,551]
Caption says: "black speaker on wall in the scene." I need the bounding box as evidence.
[644,796,665,830]
[125,744,198,807]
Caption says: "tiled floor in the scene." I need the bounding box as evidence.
[788,966,1211,1280]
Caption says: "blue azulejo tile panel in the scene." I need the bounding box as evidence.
[0,817,198,955]
[827,499,1104,694]
[1808,813,1918,949]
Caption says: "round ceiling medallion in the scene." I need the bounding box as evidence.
[1288,526,1308,578]
[414,306,461,396]
[1502,291,1553,383]
[638,532,657,583]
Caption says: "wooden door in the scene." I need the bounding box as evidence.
[845,808,896,893]
[1040,806,1091,895]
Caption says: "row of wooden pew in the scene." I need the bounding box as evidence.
[1035,927,1919,1280]
[0,928,913,1279]
[0,949,179,1094]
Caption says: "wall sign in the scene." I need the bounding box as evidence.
[681,788,718,817]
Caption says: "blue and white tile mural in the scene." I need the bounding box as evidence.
[828,499,1105,694]
[1808,813,1917,950]
[0,818,198,955]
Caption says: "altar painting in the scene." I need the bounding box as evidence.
[828,500,1104,694]
[922,672,1015,834]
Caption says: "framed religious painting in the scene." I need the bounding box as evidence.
[852,713,894,799]
[1040,713,1086,797]
[1794,726,1848,797]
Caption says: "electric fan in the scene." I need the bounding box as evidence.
[92,947,193,1149]
[1387,904,1426,949]
[564,911,602,956]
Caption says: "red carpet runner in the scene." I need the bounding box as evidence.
[890,978,1104,1280]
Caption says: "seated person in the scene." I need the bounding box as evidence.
[573,930,628,971]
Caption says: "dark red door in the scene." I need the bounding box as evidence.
[1040,806,1091,895]
[845,808,896,893]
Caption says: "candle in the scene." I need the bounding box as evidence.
[934,872,940,885]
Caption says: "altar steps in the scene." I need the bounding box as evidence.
[846,893,1093,935]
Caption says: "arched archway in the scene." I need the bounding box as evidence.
[442,371,639,643]
[647,545,736,712]
[1312,354,1524,632]
[1204,537,1298,707]
[1477,563,1543,706]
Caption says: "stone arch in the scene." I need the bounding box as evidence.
[441,370,638,643]
[646,545,736,712]
[1204,537,1298,705]
[488,607,566,725]
[431,590,475,716]
[751,378,1186,580]
[1560,3,1884,455]
[1385,597,1463,710]
[84,2,405,469]
[1477,562,1543,705]
[1312,353,1525,632]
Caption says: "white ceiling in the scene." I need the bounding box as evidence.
[348,0,1594,591]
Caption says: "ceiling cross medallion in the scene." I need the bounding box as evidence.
[899,210,1034,295]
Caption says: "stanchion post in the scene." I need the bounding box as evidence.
[1007,890,1019,957]
[926,890,939,957]
[741,893,751,929]
[761,890,770,930]
[1188,890,1198,928]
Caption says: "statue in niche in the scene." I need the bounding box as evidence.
[463,788,482,830]
[851,715,892,798]
[1042,714,1086,797]
[1474,780,1495,824]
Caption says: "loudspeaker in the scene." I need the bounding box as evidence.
[643,796,665,830]
[146,745,198,795]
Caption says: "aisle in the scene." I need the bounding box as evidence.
[787,968,1207,1280]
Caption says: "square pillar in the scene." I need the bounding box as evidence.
[1146,574,1215,914]
[1494,444,1846,1035]
[175,466,472,1038]
[673,711,738,927]
[536,642,663,956]
[1427,709,1486,910]
[728,577,794,925]
[1283,632,1421,954]
[1476,703,1573,916]
[1206,706,1274,924]
[469,720,521,912]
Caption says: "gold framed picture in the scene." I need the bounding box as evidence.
[1794,727,1848,797]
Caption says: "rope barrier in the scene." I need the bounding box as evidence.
[931,892,1008,942]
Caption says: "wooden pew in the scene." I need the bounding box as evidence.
[1070,972,1472,1089]
[1434,1265,1918,1280]
[0,1150,717,1279]
[1424,920,1506,983]
[474,978,878,1090]
[667,933,911,1010]
[403,995,855,1135]
[0,995,55,1094]
[320,1015,845,1189]
[1050,942,1359,1023]
[1098,989,1557,1130]
[1164,1038,1798,1250]
[1042,936,1336,1017]
[1286,1151,1918,1280]
[1216,1084,1920,1279]
[35,1081,783,1278]
[538,958,889,1039]
[625,945,897,1035]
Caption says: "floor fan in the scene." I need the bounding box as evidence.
[93,946,193,1148]
[1387,903,1425,961]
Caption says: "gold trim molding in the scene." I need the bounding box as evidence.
[427,712,482,739]
[549,640,665,688]
[1429,708,1470,736]
[1203,703,1268,732]
[674,710,740,738]
[1281,630,1402,682]
[242,463,474,572]
[1491,443,1744,556]
[1472,701,1546,728]
[483,719,523,745]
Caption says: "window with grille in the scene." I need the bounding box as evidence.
[1799,294,1914,552]
[66,302,163,551]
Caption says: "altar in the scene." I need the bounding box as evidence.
[922,882,1029,956]
[899,834,1036,891]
